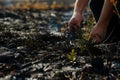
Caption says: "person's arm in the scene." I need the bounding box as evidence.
[68,0,89,31]
[73,0,89,15]
[89,0,113,43]
[97,0,113,28]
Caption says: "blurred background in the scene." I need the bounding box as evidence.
[0,0,92,37]
[0,0,75,10]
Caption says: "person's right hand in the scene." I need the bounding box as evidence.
[68,12,82,32]
[89,23,107,43]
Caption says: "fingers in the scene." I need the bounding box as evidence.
[89,33,104,43]
[68,15,82,32]
[68,23,79,32]
[68,20,80,32]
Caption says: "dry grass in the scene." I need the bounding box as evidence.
[2,2,74,10]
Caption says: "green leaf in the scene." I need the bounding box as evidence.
[67,54,73,61]
[70,49,75,56]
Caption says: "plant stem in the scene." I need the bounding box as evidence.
[114,4,120,18]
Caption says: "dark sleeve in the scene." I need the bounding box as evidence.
[116,0,120,14]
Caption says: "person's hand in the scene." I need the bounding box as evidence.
[89,24,107,43]
[68,12,82,32]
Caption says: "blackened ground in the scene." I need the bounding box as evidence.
[0,9,120,80]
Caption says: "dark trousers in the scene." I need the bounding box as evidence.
[90,0,120,43]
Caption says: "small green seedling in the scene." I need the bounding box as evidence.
[67,49,75,61]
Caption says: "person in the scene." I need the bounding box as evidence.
[68,0,120,43]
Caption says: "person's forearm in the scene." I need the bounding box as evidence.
[73,0,89,14]
[97,0,113,27]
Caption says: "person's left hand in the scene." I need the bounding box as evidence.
[89,24,107,43]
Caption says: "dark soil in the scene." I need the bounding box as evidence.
[0,9,120,80]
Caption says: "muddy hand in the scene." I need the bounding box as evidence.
[68,24,80,32]
[68,13,82,32]
[89,25,106,43]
